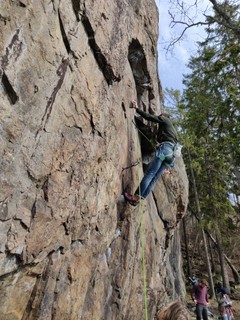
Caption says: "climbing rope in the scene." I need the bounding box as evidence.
[122,117,155,318]
[136,135,149,320]
[132,120,157,151]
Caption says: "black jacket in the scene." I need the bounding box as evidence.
[136,109,178,145]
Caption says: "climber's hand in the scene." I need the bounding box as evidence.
[131,100,138,109]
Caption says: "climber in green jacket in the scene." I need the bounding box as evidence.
[124,100,178,206]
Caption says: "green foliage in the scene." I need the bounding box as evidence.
[164,0,240,240]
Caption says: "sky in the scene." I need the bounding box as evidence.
[155,0,211,92]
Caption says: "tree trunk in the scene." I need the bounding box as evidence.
[209,233,240,284]
[224,255,240,284]
[207,235,215,274]
[189,207,240,284]
[182,217,191,277]
[205,153,230,294]
[215,232,230,292]
[191,230,200,266]
[201,228,215,298]
[187,149,215,298]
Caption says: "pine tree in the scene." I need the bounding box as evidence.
[167,0,240,288]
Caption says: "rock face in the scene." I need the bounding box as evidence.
[0,1,188,319]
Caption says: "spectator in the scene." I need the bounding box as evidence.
[191,279,209,320]
[217,288,234,320]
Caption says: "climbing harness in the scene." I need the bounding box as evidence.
[132,120,183,159]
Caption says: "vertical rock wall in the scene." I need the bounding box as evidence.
[0,0,188,319]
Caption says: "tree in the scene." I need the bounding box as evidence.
[187,147,215,298]
[166,0,240,50]
[162,0,240,290]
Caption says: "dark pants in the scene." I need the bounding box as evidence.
[196,304,208,320]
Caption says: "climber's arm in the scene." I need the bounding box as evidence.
[130,100,160,123]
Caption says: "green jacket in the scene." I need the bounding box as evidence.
[136,109,178,145]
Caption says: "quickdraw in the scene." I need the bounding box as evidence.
[122,160,140,172]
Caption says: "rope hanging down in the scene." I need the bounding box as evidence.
[132,120,157,151]
[136,134,149,320]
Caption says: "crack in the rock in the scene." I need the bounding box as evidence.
[152,192,172,250]
[0,259,38,282]
[31,201,37,219]
[1,29,22,104]
[1,72,18,104]
[71,0,81,21]
[1,28,22,76]
[36,58,69,137]
[19,1,27,7]
[22,256,52,320]
[42,177,49,202]
[81,12,121,85]
[0,14,10,25]
[58,10,71,54]
[128,38,154,101]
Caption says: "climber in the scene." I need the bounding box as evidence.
[157,301,191,320]
[191,279,209,320]
[124,100,178,206]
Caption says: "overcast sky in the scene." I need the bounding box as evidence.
[155,0,211,92]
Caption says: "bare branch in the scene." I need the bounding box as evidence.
[165,0,240,52]
[166,10,209,51]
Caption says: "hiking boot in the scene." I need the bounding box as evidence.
[124,192,139,206]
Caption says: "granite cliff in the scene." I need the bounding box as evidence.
[0,0,188,319]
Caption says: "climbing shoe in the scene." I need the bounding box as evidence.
[124,192,139,206]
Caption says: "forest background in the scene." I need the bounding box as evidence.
[161,0,240,317]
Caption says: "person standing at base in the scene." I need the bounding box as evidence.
[124,100,178,206]
[191,279,209,320]
[217,288,234,320]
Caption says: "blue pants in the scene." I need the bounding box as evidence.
[221,310,232,320]
[135,142,174,199]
